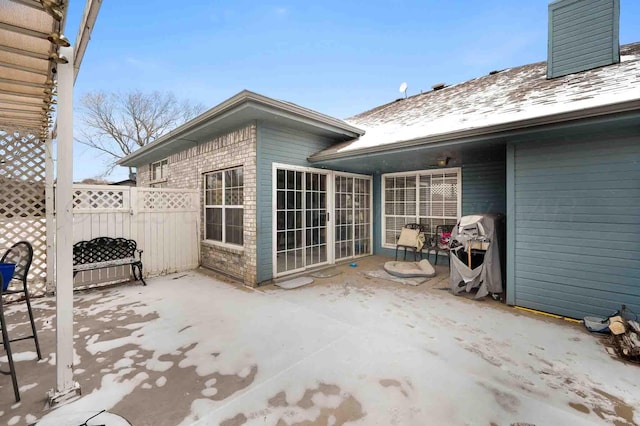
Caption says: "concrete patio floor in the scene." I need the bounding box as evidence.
[0,255,638,425]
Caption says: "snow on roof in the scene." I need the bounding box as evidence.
[315,42,640,159]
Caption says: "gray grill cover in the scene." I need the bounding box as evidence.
[449,214,503,298]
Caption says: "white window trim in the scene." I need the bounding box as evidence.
[201,239,245,253]
[381,167,462,249]
[270,163,374,278]
[150,159,168,185]
[271,162,334,278]
[203,166,244,247]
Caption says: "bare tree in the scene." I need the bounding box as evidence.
[77,90,205,175]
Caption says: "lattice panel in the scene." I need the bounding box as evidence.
[0,130,47,296]
[0,132,45,182]
[0,179,45,218]
[0,132,46,219]
[142,191,194,210]
[73,188,126,210]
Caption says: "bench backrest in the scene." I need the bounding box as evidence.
[1,241,33,281]
[73,237,137,265]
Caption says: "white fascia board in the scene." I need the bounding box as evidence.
[118,90,364,167]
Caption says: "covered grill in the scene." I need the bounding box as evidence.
[449,213,505,299]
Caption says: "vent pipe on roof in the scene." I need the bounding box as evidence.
[547,0,620,79]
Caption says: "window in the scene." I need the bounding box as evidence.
[204,167,244,246]
[382,168,460,246]
[151,159,168,187]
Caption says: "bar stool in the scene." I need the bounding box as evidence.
[0,241,42,402]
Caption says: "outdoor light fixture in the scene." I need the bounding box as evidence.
[47,33,70,47]
[437,157,450,167]
[49,52,68,64]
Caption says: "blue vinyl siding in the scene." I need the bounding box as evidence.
[256,123,336,283]
[513,131,640,319]
[547,0,619,78]
[462,161,506,216]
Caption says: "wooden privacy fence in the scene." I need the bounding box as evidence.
[72,185,200,287]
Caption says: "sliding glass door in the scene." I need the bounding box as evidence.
[275,166,329,275]
[305,172,328,268]
[274,165,372,277]
[334,174,372,261]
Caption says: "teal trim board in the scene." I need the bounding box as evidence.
[506,143,516,306]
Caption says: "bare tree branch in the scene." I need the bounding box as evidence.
[76,90,206,175]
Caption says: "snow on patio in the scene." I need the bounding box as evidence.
[0,257,638,426]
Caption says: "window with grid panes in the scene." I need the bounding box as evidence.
[150,159,168,188]
[204,167,244,245]
[152,159,167,181]
[383,169,460,246]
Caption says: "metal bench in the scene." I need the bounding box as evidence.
[73,237,146,286]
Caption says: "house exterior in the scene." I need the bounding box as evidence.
[123,97,365,286]
[120,0,640,320]
[108,178,137,187]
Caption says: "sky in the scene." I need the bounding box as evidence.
[65,0,640,181]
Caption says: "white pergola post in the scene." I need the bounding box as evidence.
[52,44,79,400]
[45,136,55,293]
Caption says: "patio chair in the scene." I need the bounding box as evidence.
[0,241,42,402]
[425,224,455,266]
[395,223,428,261]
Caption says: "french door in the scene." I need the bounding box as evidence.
[334,174,372,261]
[274,166,330,276]
[273,165,372,277]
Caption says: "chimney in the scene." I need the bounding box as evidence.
[547,0,620,79]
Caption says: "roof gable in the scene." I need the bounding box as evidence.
[119,90,364,167]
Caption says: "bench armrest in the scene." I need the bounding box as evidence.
[136,249,144,260]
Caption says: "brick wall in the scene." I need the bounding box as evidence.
[137,123,258,286]
[137,164,151,187]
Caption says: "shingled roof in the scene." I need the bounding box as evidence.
[311,42,640,160]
